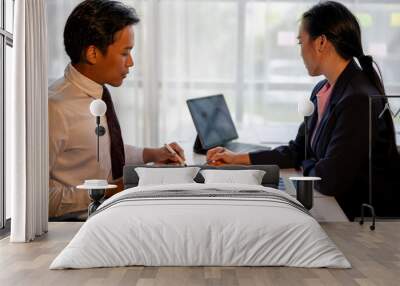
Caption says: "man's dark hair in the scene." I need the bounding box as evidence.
[64,0,140,64]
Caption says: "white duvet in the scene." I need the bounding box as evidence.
[50,183,351,269]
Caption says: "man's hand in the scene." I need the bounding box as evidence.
[143,142,186,165]
[156,142,186,165]
[206,147,250,166]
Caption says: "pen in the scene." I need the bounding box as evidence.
[164,143,187,166]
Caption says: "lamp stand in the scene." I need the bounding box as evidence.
[360,203,376,230]
[360,97,376,230]
[94,116,106,162]
[87,188,106,216]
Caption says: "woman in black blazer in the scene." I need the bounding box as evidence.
[206,1,400,220]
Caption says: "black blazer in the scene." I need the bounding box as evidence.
[250,60,400,220]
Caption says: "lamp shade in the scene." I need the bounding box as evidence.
[90,99,107,116]
[298,97,315,117]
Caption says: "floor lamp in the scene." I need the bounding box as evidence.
[78,99,116,216]
[289,98,320,210]
[298,97,315,160]
[89,99,107,161]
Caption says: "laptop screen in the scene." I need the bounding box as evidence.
[187,94,238,149]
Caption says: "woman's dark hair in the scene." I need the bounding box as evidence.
[301,1,385,95]
[64,0,140,64]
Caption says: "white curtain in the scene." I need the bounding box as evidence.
[9,0,49,242]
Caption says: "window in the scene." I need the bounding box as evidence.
[46,0,400,149]
[1,0,14,230]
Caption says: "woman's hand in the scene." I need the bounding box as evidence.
[206,147,251,166]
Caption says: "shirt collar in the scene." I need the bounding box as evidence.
[64,63,103,99]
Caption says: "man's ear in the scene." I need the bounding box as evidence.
[84,45,98,65]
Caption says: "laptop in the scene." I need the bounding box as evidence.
[186,94,270,154]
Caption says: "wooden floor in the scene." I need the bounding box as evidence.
[0,222,400,286]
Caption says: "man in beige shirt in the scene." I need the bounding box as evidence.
[49,0,184,218]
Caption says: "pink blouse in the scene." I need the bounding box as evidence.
[311,82,334,146]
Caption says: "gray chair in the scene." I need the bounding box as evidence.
[123,164,280,189]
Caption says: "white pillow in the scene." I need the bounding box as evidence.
[200,169,266,185]
[135,167,201,186]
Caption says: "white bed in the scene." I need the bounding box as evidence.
[50,183,350,269]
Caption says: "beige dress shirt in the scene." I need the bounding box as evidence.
[48,64,143,217]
